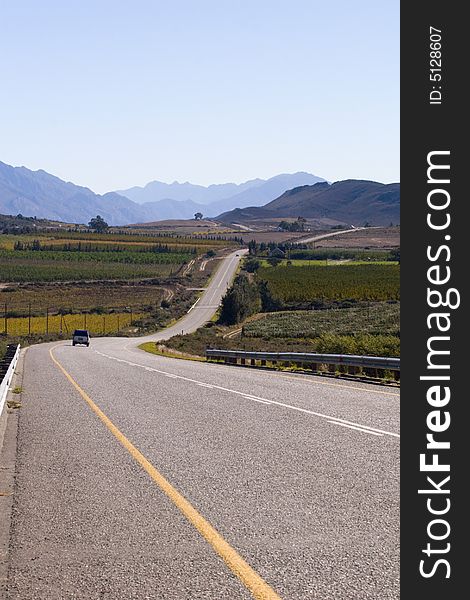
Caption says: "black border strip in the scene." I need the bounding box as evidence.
[401,2,465,597]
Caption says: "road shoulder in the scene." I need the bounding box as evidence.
[0,348,25,600]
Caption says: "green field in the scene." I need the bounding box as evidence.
[288,248,398,261]
[0,227,236,283]
[242,302,400,338]
[0,248,192,264]
[256,263,400,304]
[154,304,400,359]
[0,259,177,282]
[0,231,239,249]
[154,260,401,360]
[0,228,217,342]
[259,259,397,267]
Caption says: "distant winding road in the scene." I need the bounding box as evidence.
[293,226,370,245]
[3,247,399,600]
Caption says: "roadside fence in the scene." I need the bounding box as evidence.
[206,348,400,381]
[0,304,149,337]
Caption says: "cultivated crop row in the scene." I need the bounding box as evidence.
[256,263,400,303]
[0,260,176,282]
[0,249,192,264]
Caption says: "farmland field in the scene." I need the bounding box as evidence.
[0,248,192,264]
[0,226,239,284]
[287,248,398,261]
[242,302,400,338]
[312,226,400,248]
[0,230,239,246]
[0,282,173,313]
[0,258,178,282]
[0,226,225,341]
[1,311,145,337]
[259,259,397,267]
[155,303,400,359]
[154,257,401,360]
[257,263,400,304]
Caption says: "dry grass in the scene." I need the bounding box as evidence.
[315,227,400,248]
[0,282,168,312]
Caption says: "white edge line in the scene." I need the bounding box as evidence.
[188,297,200,313]
[243,397,271,405]
[93,349,399,439]
[327,421,383,437]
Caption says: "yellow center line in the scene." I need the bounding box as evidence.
[49,345,282,600]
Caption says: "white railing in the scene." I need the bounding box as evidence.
[0,344,21,415]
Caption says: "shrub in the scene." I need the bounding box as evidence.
[219,274,261,325]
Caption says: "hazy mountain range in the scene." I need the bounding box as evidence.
[0,160,399,226]
[0,161,325,225]
[0,162,139,226]
[117,172,326,215]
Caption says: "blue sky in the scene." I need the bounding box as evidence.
[0,1,399,193]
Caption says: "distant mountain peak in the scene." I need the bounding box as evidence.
[116,172,326,214]
[0,161,330,225]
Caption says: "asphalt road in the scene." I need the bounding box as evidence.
[4,249,400,599]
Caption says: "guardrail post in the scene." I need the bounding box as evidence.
[205,350,399,381]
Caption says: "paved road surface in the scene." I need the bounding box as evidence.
[3,249,399,599]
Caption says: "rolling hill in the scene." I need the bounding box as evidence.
[217,180,400,227]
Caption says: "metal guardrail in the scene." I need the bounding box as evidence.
[0,344,21,415]
[206,348,400,379]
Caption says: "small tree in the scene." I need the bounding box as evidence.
[194,212,203,220]
[267,257,282,267]
[247,239,259,255]
[244,258,261,273]
[219,274,261,325]
[88,215,109,232]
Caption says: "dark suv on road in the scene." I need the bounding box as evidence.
[72,329,90,347]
